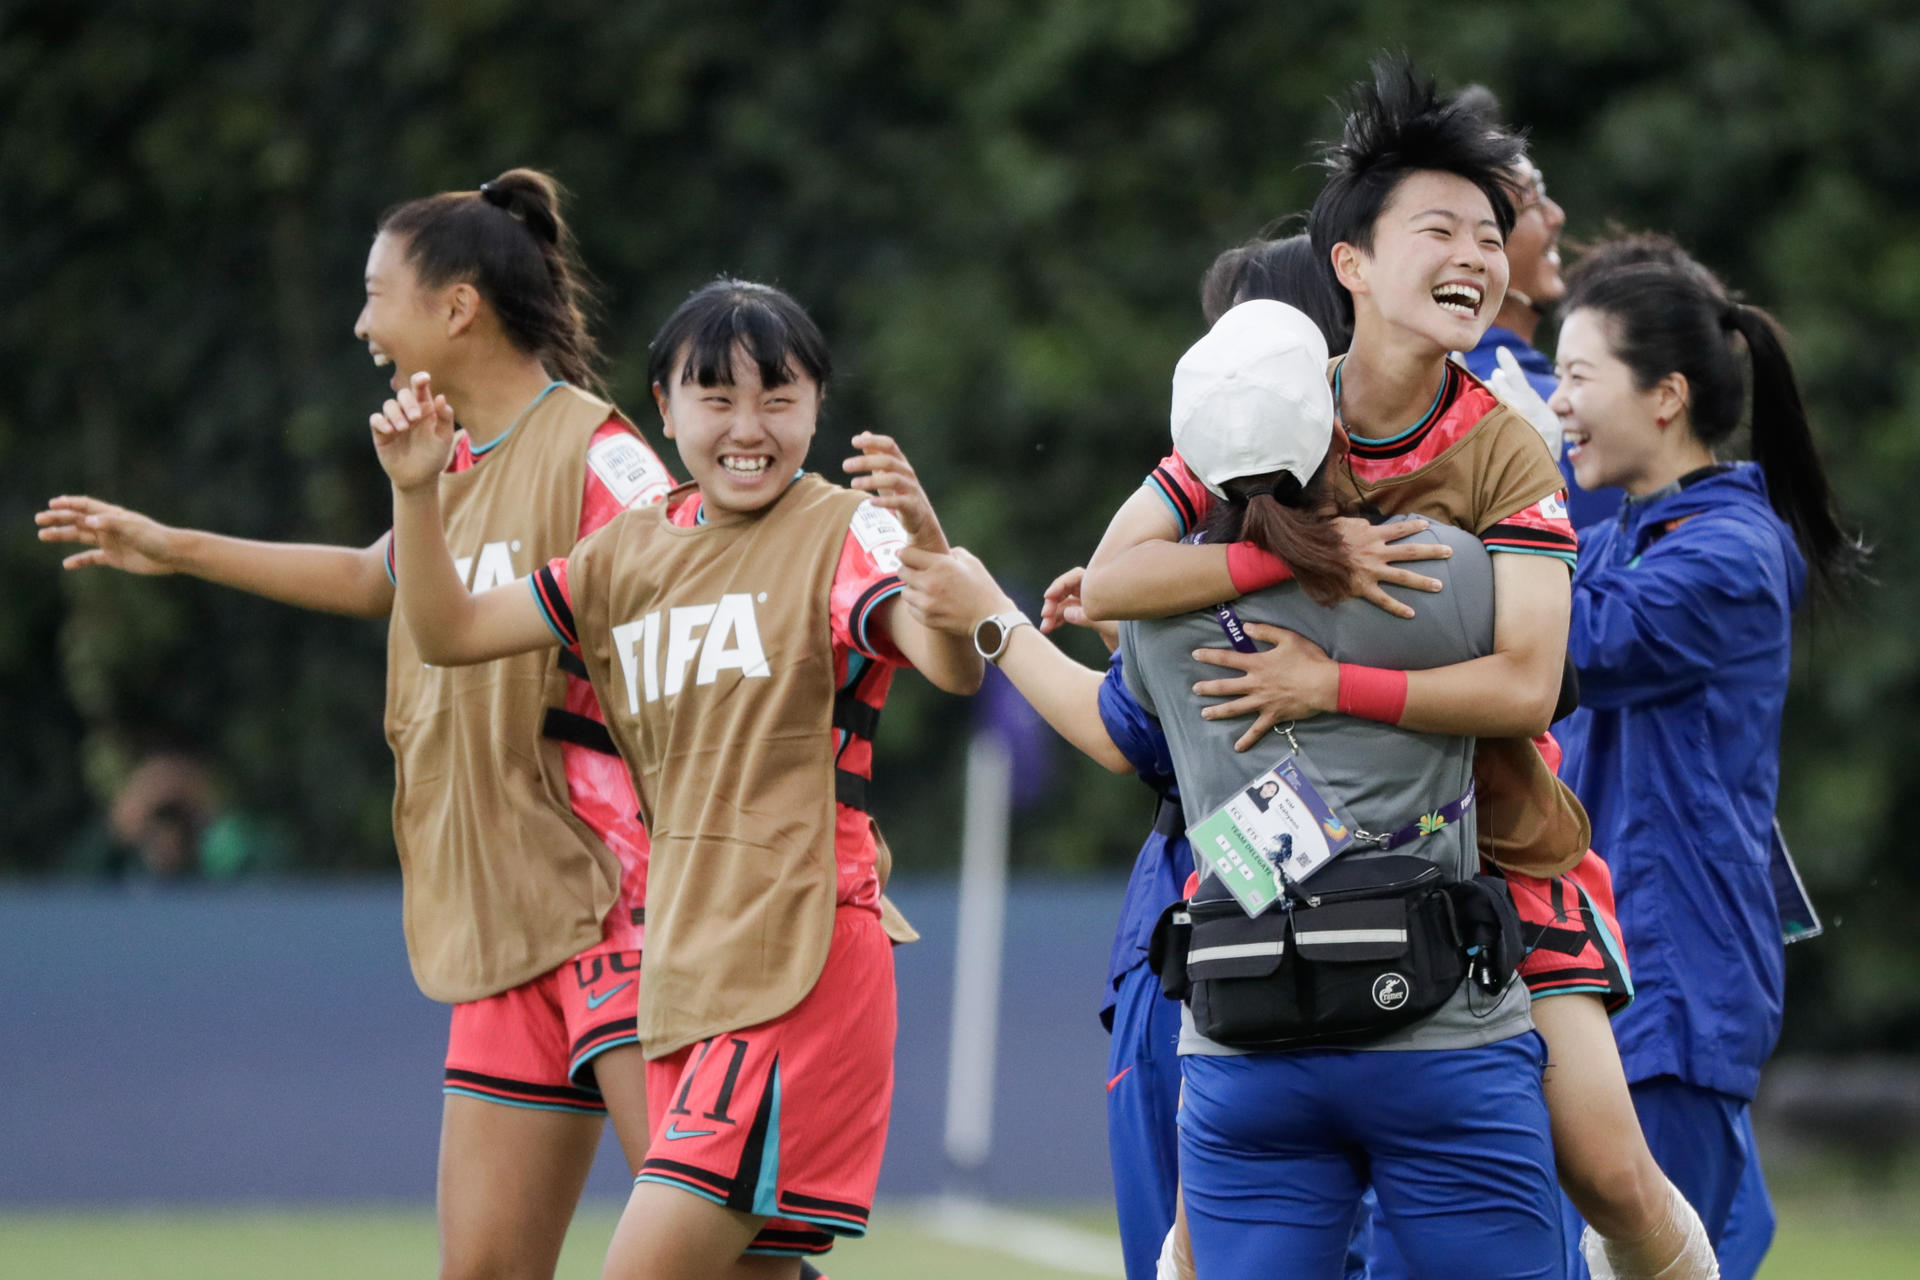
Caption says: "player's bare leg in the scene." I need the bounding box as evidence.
[437,1093,603,1280]
[594,1044,652,1174]
[602,1181,801,1280]
[1535,995,1718,1279]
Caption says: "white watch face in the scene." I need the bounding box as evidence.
[974,611,1027,661]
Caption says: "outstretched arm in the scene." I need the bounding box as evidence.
[1079,488,1235,620]
[1077,487,1450,622]
[897,546,1131,774]
[843,432,985,697]
[1192,552,1570,749]
[36,497,396,619]
[375,372,557,665]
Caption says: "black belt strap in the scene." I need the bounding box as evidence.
[1152,794,1185,838]
[556,650,590,680]
[542,708,619,757]
[832,696,881,741]
[835,768,870,812]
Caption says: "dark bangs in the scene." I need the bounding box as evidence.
[646,278,833,392]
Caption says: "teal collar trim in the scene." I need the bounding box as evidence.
[693,468,806,525]
[468,381,567,457]
[1335,362,1450,446]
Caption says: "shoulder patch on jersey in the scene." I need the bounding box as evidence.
[588,434,674,509]
[849,501,908,573]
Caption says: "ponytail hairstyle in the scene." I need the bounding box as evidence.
[1200,460,1353,607]
[1562,239,1868,594]
[377,168,604,391]
[1200,231,1354,354]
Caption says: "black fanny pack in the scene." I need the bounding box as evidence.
[1148,854,1521,1051]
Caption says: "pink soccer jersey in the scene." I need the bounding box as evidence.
[1145,361,1578,568]
[385,415,672,954]
[530,484,910,917]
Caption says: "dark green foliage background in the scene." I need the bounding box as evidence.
[5,1,1917,1052]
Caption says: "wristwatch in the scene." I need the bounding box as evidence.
[971,610,1033,664]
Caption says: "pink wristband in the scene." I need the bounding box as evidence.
[1336,664,1408,725]
[1225,541,1294,593]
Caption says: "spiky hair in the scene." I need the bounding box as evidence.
[1307,57,1527,264]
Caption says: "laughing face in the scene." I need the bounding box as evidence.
[354,232,444,394]
[654,343,818,516]
[1549,307,1670,494]
[1504,162,1566,311]
[1338,170,1510,357]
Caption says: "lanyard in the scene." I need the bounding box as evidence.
[1207,599,1473,851]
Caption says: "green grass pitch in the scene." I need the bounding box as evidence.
[1,1188,1916,1278]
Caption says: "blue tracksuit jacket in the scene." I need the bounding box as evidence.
[1556,463,1805,1101]
[1096,649,1191,1029]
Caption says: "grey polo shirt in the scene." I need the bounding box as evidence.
[1119,519,1533,1053]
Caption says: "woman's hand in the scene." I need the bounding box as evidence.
[35,496,181,574]
[370,371,457,494]
[898,546,1014,637]
[1192,622,1339,751]
[1334,517,1451,619]
[1040,565,1120,651]
[844,432,948,553]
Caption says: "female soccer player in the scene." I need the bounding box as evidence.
[1132,297,1560,1278]
[1549,244,1865,1279]
[38,170,670,1280]
[369,278,982,1280]
[1044,66,1720,1278]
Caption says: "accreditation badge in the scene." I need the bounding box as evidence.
[1187,745,1359,917]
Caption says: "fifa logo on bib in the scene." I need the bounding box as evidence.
[455,541,519,593]
[611,594,770,711]
[1371,972,1410,1011]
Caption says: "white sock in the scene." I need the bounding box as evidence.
[1156,1221,1194,1280]
[1583,1178,1720,1280]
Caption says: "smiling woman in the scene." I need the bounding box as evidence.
[642,278,832,513]
[371,277,982,1280]
[1547,243,1866,1278]
[36,168,679,1280]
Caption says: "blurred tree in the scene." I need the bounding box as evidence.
[3,0,1915,1046]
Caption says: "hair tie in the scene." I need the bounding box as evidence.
[1719,303,1742,331]
[478,180,512,211]
[1265,473,1306,506]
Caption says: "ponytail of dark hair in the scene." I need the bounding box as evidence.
[378,168,605,392]
[1563,247,1867,595]
[1201,462,1353,607]
[1722,304,1870,590]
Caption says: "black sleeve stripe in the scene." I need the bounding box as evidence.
[532,564,578,646]
[849,576,904,656]
[1481,521,1578,550]
[1151,465,1199,533]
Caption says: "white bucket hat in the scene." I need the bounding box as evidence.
[1171,299,1335,499]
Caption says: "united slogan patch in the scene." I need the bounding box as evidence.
[588,435,675,510]
[848,502,908,573]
